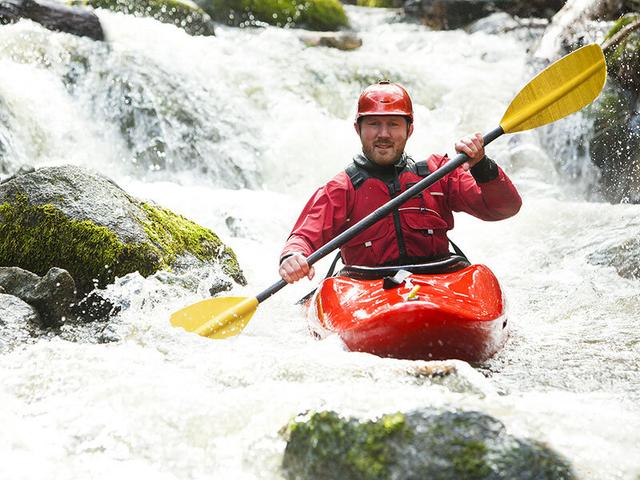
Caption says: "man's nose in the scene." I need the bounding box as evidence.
[377,124,391,137]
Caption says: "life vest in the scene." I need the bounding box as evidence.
[338,154,453,266]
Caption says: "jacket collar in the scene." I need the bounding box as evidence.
[353,152,409,175]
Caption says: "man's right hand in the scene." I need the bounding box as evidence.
[279,253,315,284]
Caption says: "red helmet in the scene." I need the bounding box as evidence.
[356,81,413,123]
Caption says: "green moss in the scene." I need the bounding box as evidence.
[283,411,410,480]
[0,196,245,294]
[70,0,216,36]
[605,13,639,41]
[140,202,246,284]
[451,439,491,478]
[206,0,348,31]
[356,0,395,7]
[0,196,159,294]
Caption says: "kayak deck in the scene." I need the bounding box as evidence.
[307,264,507,362]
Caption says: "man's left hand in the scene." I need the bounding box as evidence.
[455,133,485,171]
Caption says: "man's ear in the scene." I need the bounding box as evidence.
[354,121,361,136]
[407,122,414,138]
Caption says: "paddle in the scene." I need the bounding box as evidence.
[171,43,606,339]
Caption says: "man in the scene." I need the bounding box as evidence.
[279,81,522,284]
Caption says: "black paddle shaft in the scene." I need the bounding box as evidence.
[256,126,505,303]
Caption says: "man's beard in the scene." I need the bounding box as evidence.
[363,143,403,166]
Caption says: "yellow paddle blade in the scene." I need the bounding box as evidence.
[170,296,259,339]
[500,44,606,133]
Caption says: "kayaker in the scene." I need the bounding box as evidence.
[279,81,522,284]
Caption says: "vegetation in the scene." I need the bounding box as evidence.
[204,0,349,31]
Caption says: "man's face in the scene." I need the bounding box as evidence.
[355,115,413,166]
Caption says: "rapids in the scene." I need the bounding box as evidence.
[0,6,638,479]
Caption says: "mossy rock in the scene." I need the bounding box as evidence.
[604,13,640,93]
[282,410,576,480]
[586,79,640,203]
[0,166,245,294]
[69,0,216,36]
[355,0,399,8]
[202,0,348,31]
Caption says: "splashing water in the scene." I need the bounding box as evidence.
[0,7,638,479]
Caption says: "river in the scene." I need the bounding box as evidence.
[0,6,638,479]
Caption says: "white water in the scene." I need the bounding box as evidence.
[0,7,639,479]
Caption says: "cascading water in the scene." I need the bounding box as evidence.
[0,5,638,479]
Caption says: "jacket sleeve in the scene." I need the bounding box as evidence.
[280,172,353,261]
[439,155,522,221]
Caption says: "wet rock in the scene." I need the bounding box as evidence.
[0,293,40,352]
[587,79,640,203]
[282,409,576,480]
[0,0,104,41]
[0,165,246,295]
[403,0,496,30]
[587,237,640,279]
[534,0,626,60]
[533,1,640,203]
[403,0,562,31]
[68,0,216,36]
[299,31,362,51]
[603,13,640,93]
[465,11,548,37]
[70,290,120,322]
[0,266,76,327]
[200,0,348,31]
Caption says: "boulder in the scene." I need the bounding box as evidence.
[0,266,75,327]
[532,1,640,204]
[69,0,216,36]
[586,79,640,203]
[299,31,362,50]
[534,0,625,60]
[200,0,349,31]
[282,410,576,480]
[403,0,563,31]
[0,0,104,40]
[0,165,246,295]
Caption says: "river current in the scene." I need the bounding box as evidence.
[0,6,638,480]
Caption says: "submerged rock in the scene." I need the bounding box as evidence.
[69,0,216,36]
[587,237,640,280]
[0,165,246,295]
[200,0,349,31]
[0,266,75,327]
[0,0,104,41]
[299,31,362,50]
[282,410,576,480]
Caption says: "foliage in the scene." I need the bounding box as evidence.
[205,0,348,31]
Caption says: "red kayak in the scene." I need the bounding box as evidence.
[307,256,508,362]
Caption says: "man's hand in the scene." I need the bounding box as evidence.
[455,132,485,171]
[279,253,315,284]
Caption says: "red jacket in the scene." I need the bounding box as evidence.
[282,153,522,266]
